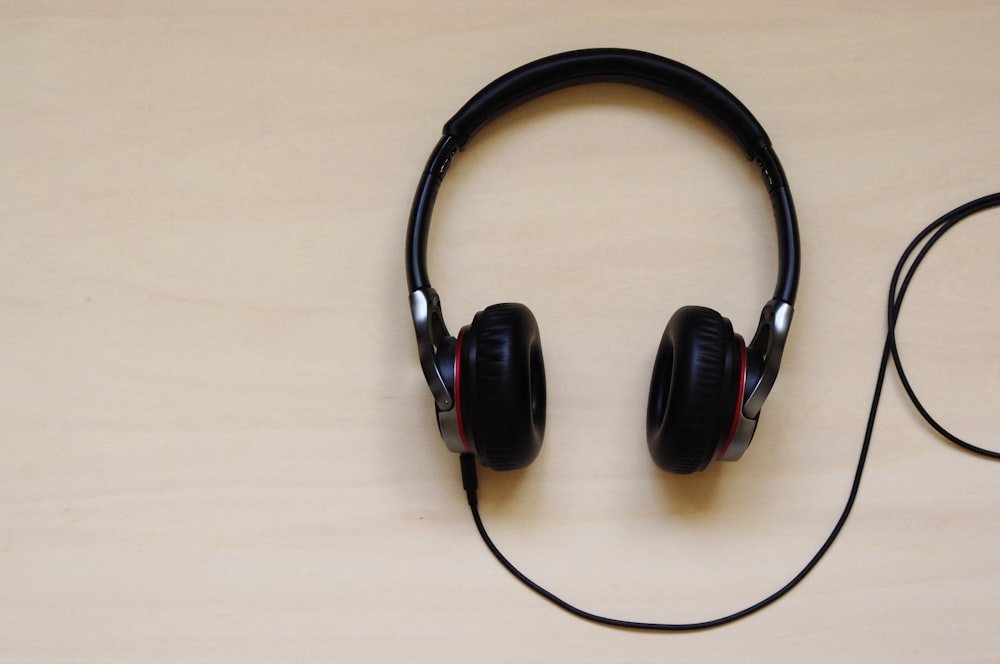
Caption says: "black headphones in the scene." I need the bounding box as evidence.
[402,49,1000,631]
[406,48,801,474]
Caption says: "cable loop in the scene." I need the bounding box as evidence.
[464,193,1000,630]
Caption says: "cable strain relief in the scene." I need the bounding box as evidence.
[460,453,479,507]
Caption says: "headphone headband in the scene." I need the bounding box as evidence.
[406,48,800,305]
[445,48,770,155]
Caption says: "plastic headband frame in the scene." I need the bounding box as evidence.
[406,48,800,436]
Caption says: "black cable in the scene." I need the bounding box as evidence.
[460,193,1000,630]
[888,193,1000,459]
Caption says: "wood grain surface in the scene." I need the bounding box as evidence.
[2,2,998,662]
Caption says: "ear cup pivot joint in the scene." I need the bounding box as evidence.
[409,287,454,411]
[744,299,794,418]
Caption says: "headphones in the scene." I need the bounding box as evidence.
[406,48,801,474]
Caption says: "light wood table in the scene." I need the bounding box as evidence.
[2,2,998,662]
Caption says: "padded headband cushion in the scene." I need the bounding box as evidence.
[646,307,742,473]
[444,48,770,157]
[460,303,546,470]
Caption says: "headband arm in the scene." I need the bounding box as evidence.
[756,145,800,304]
[406,135,459,293]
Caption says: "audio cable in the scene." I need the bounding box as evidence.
[459,192,1000,630]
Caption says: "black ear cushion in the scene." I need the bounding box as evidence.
[459,303,546,470]
[646,306,742,474]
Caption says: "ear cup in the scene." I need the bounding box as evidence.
[458,303,546,470]
[646,306,743,473]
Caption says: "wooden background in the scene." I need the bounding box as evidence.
[2,2,998,662]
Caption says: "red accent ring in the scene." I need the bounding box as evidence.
[454,326,471,453]
[718,334,747,459]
